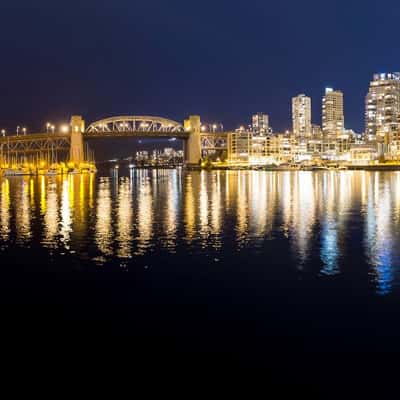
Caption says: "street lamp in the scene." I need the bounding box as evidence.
[1,130,5,137]
[46,122,51,134]
[22,127,27,136]
[60,125,69,133]
[51,125,55,135]
[16,126,20,136]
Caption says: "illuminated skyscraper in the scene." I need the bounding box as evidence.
[322,88,344,138]
[365,73,400,138]
[252,113,269,135]
[292,94,312,138]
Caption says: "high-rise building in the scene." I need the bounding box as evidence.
[252,113,269,135]
[322,88,344,138]
[365,73,400,138]
[292,94,312,138]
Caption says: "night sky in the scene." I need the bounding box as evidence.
[1,0,399,134]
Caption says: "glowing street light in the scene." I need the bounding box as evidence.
[1,130,5,137]
[16,126,20,136]
[51,125,55,134]
[46,122,51,133]
[60,124,69,133]
[22,127,27,135]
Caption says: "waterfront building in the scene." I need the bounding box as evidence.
[349,143,377,165]
[307,138,323,156]
[292,94,312,139]
[250,135,268,164]
[276,133,296,163]
[252,113,269,135]
[322,88,344,138]
[227,128,252,164]
[365,73,400,160]
[227,129,297,165]
[365,73,400,139]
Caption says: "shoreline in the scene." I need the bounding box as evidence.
[186,165,400,172]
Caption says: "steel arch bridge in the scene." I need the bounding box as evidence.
[85,116,188,138]
[0,115,228,163]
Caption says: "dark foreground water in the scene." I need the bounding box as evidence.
[2,168,400,395]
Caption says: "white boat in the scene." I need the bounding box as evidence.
[45,168,59,176]
[3,167,31,176]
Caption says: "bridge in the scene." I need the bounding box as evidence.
[85,116,188,138]
[0,115,227,166]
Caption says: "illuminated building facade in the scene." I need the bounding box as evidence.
[365,73,400,139]
[312,124,322,138]
[322,88,344,138]
[292,94,312,139]
[252,113,269,135]
[365,73,400,159]
[227,129,252,163]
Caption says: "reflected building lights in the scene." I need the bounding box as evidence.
[320,172,340,276]
[60,176,73,249]
[0,179,10,241]
[136,176,153,255]
[15,178,31,243]
[116,177,133,259]
[164,171,178,251]
[184,175,196,243]
[43,179,59,247]
[249,172,267,240]
[95,178,113,256]
[199,171,209,243]
[40,175,46,215]
[365,176,394,295]
[280,172,292,237]
[210,172,222,248]
[0,170,399,295]
[236,171,249,247]
[293,172,316,266]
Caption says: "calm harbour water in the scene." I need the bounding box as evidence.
[1,168,399,295]
[3,167,400,393]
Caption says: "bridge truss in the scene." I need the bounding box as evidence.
[201,133,228,156]
[86,116,186,138]
[0,134,70,157]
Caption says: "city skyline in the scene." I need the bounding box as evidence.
[1,0,399,135]
[0,73,397,136]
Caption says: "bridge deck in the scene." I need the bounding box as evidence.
[0,133,70,144]
[0,131,228,142]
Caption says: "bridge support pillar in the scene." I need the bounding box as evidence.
[69,115,85,164]
[184,115,201,165]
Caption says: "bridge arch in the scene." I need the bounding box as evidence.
[83,115,201,165]
[86,116,185,134]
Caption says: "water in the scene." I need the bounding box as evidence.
[2,168,400,392]
[1,168,400,294]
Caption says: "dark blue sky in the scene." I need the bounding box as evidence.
[0,0,399,133]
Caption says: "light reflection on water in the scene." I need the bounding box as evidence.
[1,170,400,294]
